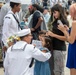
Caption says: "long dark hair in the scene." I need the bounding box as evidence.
[44,36,52,51]
[51,4,67,21]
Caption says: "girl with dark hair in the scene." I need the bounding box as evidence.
[47,4,69,75]
[42,36,52,51]
[34,36,52,75]
[51,4,67,23]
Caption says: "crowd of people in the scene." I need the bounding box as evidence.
[0,0,76,75]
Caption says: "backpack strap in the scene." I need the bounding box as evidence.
[12,14,22,30]
[11,44,27,51]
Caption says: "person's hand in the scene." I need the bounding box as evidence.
[2,46,7,52]
[30,28,35,32]
[23,18,28,22]
[47,31,55,37]
[42,50,47,53]
[64,25,69,31]
[24,26,28,29]
[58,25,68,33]
[33,44,36,47]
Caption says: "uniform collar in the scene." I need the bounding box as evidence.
[12,41,28,50]
[16,41,28,45]
[7,10,17,15]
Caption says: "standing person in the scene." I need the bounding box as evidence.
[0,0,10,60]
[0,1,4,37]
[0,0,10,35]
[0,0,4,60]
[43,7,50,25]
[0,0,10,44]
[34,36,52,75]
[58,3,76,75]
[24,5,33,26]
[4,28,51,75]
[0,0,23,36]
[29,4,47,40]
[47,4,69,75]
[42,0,48,7]
[2,0,21,51]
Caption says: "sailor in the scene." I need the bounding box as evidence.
[4,28,51,75]
[2,0,21,47]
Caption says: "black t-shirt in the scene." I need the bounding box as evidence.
[52,19,69,51]
[32,11,41,32]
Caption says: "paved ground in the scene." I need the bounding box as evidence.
[65,67,70,75]
[0,67,4,75]
[0,66,70,75]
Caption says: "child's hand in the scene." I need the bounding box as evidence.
[42,50,47,53]
[24,26,28,29]
[23,18,28,22]
[33,44,36,47]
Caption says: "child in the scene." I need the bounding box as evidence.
[38,30,47,40]
[34,35,52,75]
